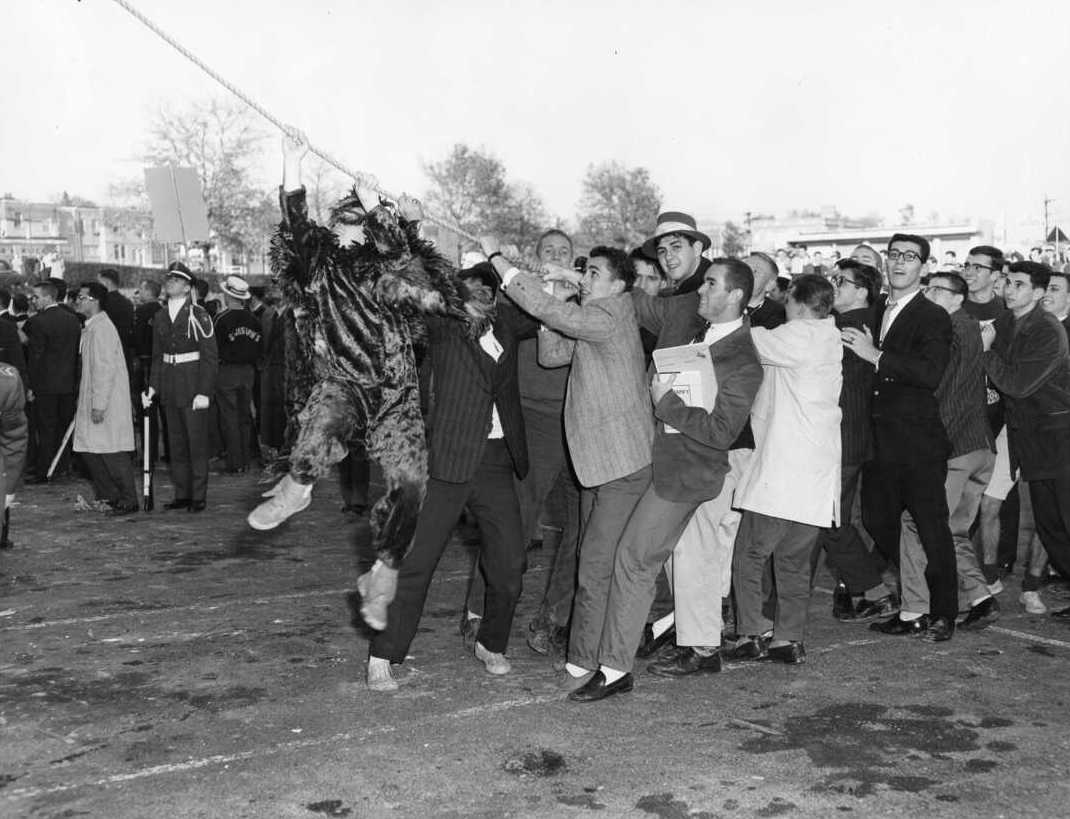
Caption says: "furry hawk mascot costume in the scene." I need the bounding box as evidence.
[249,138,492,632]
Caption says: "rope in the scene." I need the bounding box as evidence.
[107,0,481,245]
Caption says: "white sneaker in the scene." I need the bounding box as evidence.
[247,475,312,530]
[1020,591,1047,615]
[987,579,1005,596]
[475,641,511,675]
[366,657,398,692]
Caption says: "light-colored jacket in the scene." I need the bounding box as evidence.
[504,274,653,488]
[735,317,842,527]
[74,312,135,454]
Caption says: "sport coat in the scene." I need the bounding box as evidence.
[984,304,1070,480]
[424,303,533,484]
[505,274,652,488]
[25,304,81,395]
[650,323,763,504]
[149,299,219,407]
[868,291,952,464]
[836,307,876,465]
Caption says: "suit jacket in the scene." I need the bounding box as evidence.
[0,315,27,386]
[836,307,875,465]
[745,297,786,330]
[133,301,161,359]
[984,304,1070,480]
[101,290,135,351]
[424,303,532,483]
[505,274,653,488]
[650,323,763,503]
[25,304,81,395]
[869,291,952,464]
[149,299,219,407]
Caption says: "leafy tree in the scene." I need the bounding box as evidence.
[142,98,275,261]
[424,144,547,251]
[576,161,661,248]
[721,220,746,258]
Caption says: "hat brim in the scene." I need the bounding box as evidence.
[166,271,192,282]
[641,229,712,259]
[221,285,250,300]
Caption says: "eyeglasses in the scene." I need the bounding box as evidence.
[887,250,923,263]
[833,275,864,288]
[963,262,994,273]
[76,294,96,302]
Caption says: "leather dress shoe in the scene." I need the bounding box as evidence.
[1051,605,1070,620]
[960,596,1000,631]
[759,641,806,664]
[838,594,899,624]
[164,499,192,510]
[568,671,634,703]
[870,613,930,636]
[923,616,955,642]
[636,624,676,659]
[189,501,207,513]
[647,647,723,677]
[723,634,769,662]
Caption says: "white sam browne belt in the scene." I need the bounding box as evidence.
[162,352,201,365]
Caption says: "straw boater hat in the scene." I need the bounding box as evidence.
[641,211,712,258]
[220,274,251,301]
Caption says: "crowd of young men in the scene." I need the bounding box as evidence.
[363,212,1070,703]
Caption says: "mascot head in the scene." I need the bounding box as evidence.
[457,262,498,336]
[329,188,408,256]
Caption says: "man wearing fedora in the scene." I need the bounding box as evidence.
[213,275,263,474]
[142,262,218,512]
[642,211,712,297]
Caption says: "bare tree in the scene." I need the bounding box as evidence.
[576,161,661,248]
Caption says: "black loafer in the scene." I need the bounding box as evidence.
[923,616,955,642]
[870,613,930,635]
[960,597,1000,631]
[164,499,192,510]
[832,582,854,620]
[759,641,806,664]
[568,671,634,703]
[647,647,723,677]
[189,501,207,513]
[636,624,676,659]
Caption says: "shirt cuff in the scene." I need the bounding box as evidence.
[873,352,882,370]
[502,267,521,288]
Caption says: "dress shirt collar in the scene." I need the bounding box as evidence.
[702,316,744,346]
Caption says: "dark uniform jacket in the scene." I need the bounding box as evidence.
[423,304,533,484]
[25,304,81,395]
[868,292,952,464]
[149,299,219,407]
[984,304,1070,480]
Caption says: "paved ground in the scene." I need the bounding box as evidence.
[2,469,1070,818]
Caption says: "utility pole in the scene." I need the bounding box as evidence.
[1044,193,1055,242]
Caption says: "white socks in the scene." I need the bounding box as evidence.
[651,612,675,639]
[599,665,625,684]
[565,662,590,678]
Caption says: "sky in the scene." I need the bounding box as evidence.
[5,0,1070,230]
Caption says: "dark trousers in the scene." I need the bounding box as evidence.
[162,403,211,503]
[337,442,370,508]
[33,393,76,477]
[1028,477,1070,580]
[81,451,137,508]
[734,510,821,642]
[813,463,886,594]
[215,364,255,470]
[862,459,956,620]
[371,441,524,663]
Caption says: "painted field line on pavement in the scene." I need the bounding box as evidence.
[0,588,349,632]
[1,691,564,802]
[989,625,1070,650]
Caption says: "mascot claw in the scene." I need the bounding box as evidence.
[356,561,398,630]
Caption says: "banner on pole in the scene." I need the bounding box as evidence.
[144,166,210,244]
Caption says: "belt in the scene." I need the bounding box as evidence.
[162,352,201,365]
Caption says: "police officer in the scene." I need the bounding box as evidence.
[213,275,262,473]
[142,262,219,512]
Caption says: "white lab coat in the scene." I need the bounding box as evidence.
[735,317,843,527]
